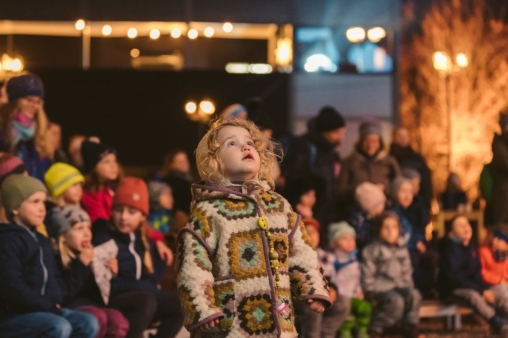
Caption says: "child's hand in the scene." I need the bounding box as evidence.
[79,246,94,266]
[483,290,495,304]
[416,241,427,254]
[106,258,118,275]
[156,241,174,266]
[329,288,338,302]
[306,299,325,313]
[201,318,220,330]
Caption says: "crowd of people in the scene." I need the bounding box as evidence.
[1,71,508,338]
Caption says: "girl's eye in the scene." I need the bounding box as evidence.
[247,141,254,146]
[228,141,236,146]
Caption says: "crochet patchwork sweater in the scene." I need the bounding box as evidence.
[176,181,332,337]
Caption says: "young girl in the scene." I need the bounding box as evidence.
[361,211,423,338]
[0,73,53,180]
[147,181,174,237]
[0,174,99,338]
[93,177,184,338]
[45,162,85,207]
[176,118,332,337]
[51,205,130,338]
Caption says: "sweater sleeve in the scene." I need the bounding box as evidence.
[288,214,332,308]
[175,208,224,331]
[59,258,92,306]
[400,247,414,288]
[479,246,500,286]
[82,190,110,222]
[0,236,60,314]
[361,245,377,296]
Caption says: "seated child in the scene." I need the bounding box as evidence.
[328,222,371,338]
[0,174,99,338]
[440,173,467,210]
[348,182,386,252]
[51,205,130,338]
[438,215,508,333]
[296,218,350,338]
[362,211,423,338]
[147,181,174,238]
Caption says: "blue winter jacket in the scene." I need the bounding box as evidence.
[0,223,63,322]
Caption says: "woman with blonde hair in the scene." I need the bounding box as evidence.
[0,73,53,180]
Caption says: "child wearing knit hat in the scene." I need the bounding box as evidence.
[49,205,129,338]
[328,222,371,338]
[147,181,174,238]
[0,153,27,222]
[347,182,386,252]
[0,175,99,337]
[45,162,85,206]
[92,177,183,338]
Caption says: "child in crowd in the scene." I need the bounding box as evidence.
[390,177,435,298]
[0,174,99,338]
[297,218,350,338]
[328,222,371,338]
[51,205,129,338]
[362,211,423,338]
[0,73,53,180]
[438,216,508,334]
[0,153,27,222]
[348,182,386,252]
[440,173,468,210]
[479,223,508,315]
[176,118,331,337]
[147,181,174,238]
[93,177,183,338]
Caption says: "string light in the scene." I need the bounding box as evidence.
[102,25,112,36]
[127,28,137,39]
[75,19,85,31]
[150,29,160,40]
[222,22,233,33]
[188,29,198,39]
[171,28,182,38]
[204,27,215,38]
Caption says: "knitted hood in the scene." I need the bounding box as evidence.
[190,180,272,207]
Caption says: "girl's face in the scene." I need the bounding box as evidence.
[171,152,190,173]
[13,191,47,227]
[305,226,320,249]
[113,205,145,234]
[158,188,174,210]
[300,189,316,208]
[95,153,119,182]
[63,221,92,252]
[451,216,472,244]
[397,182,414,209]
[394,128,410,147]
[380,217,400,245]
[218,126,261,182]
[62,183,83,205]
[362,135,381,156]
[492,237,508,252]
[17,96,42,120]
[334,233,356,253]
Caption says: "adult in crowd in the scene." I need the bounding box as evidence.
[337,120,401,217]
[390,127,433,208]
[282,106,346,232]
[48,122,69,163]
[0,73,53,180]
[490,112,508,223]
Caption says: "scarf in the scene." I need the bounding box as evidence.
[12,113,36,145]
[333,248,358,272]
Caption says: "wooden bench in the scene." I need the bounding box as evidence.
[419,300,474,331]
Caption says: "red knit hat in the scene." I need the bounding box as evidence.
[302,218,320,231]
[113,177,149,215]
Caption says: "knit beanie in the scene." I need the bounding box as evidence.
[44,163,85,198]
[494,223,508,244]
[6,73,44,101]
[48,205,90,239]
[0,154,27,187]
[328,221,355,246]
[222,104,247,119]
[391,176,412,202]
[315,106,345,132]
[302,218,320,232]
[113,177,149,215]
[359,120,382,138]
[355,182,386,213]
[1,174,47,216]
[402,168,421,180]
[148,181,170,210]
[81,140,116,174]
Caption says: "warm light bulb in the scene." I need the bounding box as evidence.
[204,27,215,38]
[130,48,140,58]
[433,51,451,71]
[127,28,137,39]
[75,19,85,31]
[456,53,468,68]
[367,27,386,43]
[150,29,160,40]
[188,29,198,39]
[11,58,23,72]
[171,28,182,38]
[346,27,365,43]
[102,25,112,36]
[222,22,233,33]
[185,102,197,114]
[200,101,215,115]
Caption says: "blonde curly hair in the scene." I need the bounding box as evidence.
[195,118,282,188]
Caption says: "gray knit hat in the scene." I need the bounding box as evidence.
[1,174,47,216]
[49,205,91,238]
[148,181,171,209]
[391,176,413,202]
[328,222,356,246]
[355,182,386,213]
[359,120,382,138]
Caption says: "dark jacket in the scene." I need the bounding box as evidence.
[490,134,508,223]
[0,223,63,322]
[390,200,428,250]
[92,220,160,298]
[437,237,487,297]
[389,144,433,208]
[162,171,192,215]
[16,139,52,182]
[347,209,376,253]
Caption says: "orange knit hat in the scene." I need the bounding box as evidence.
[113,177,149,215]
